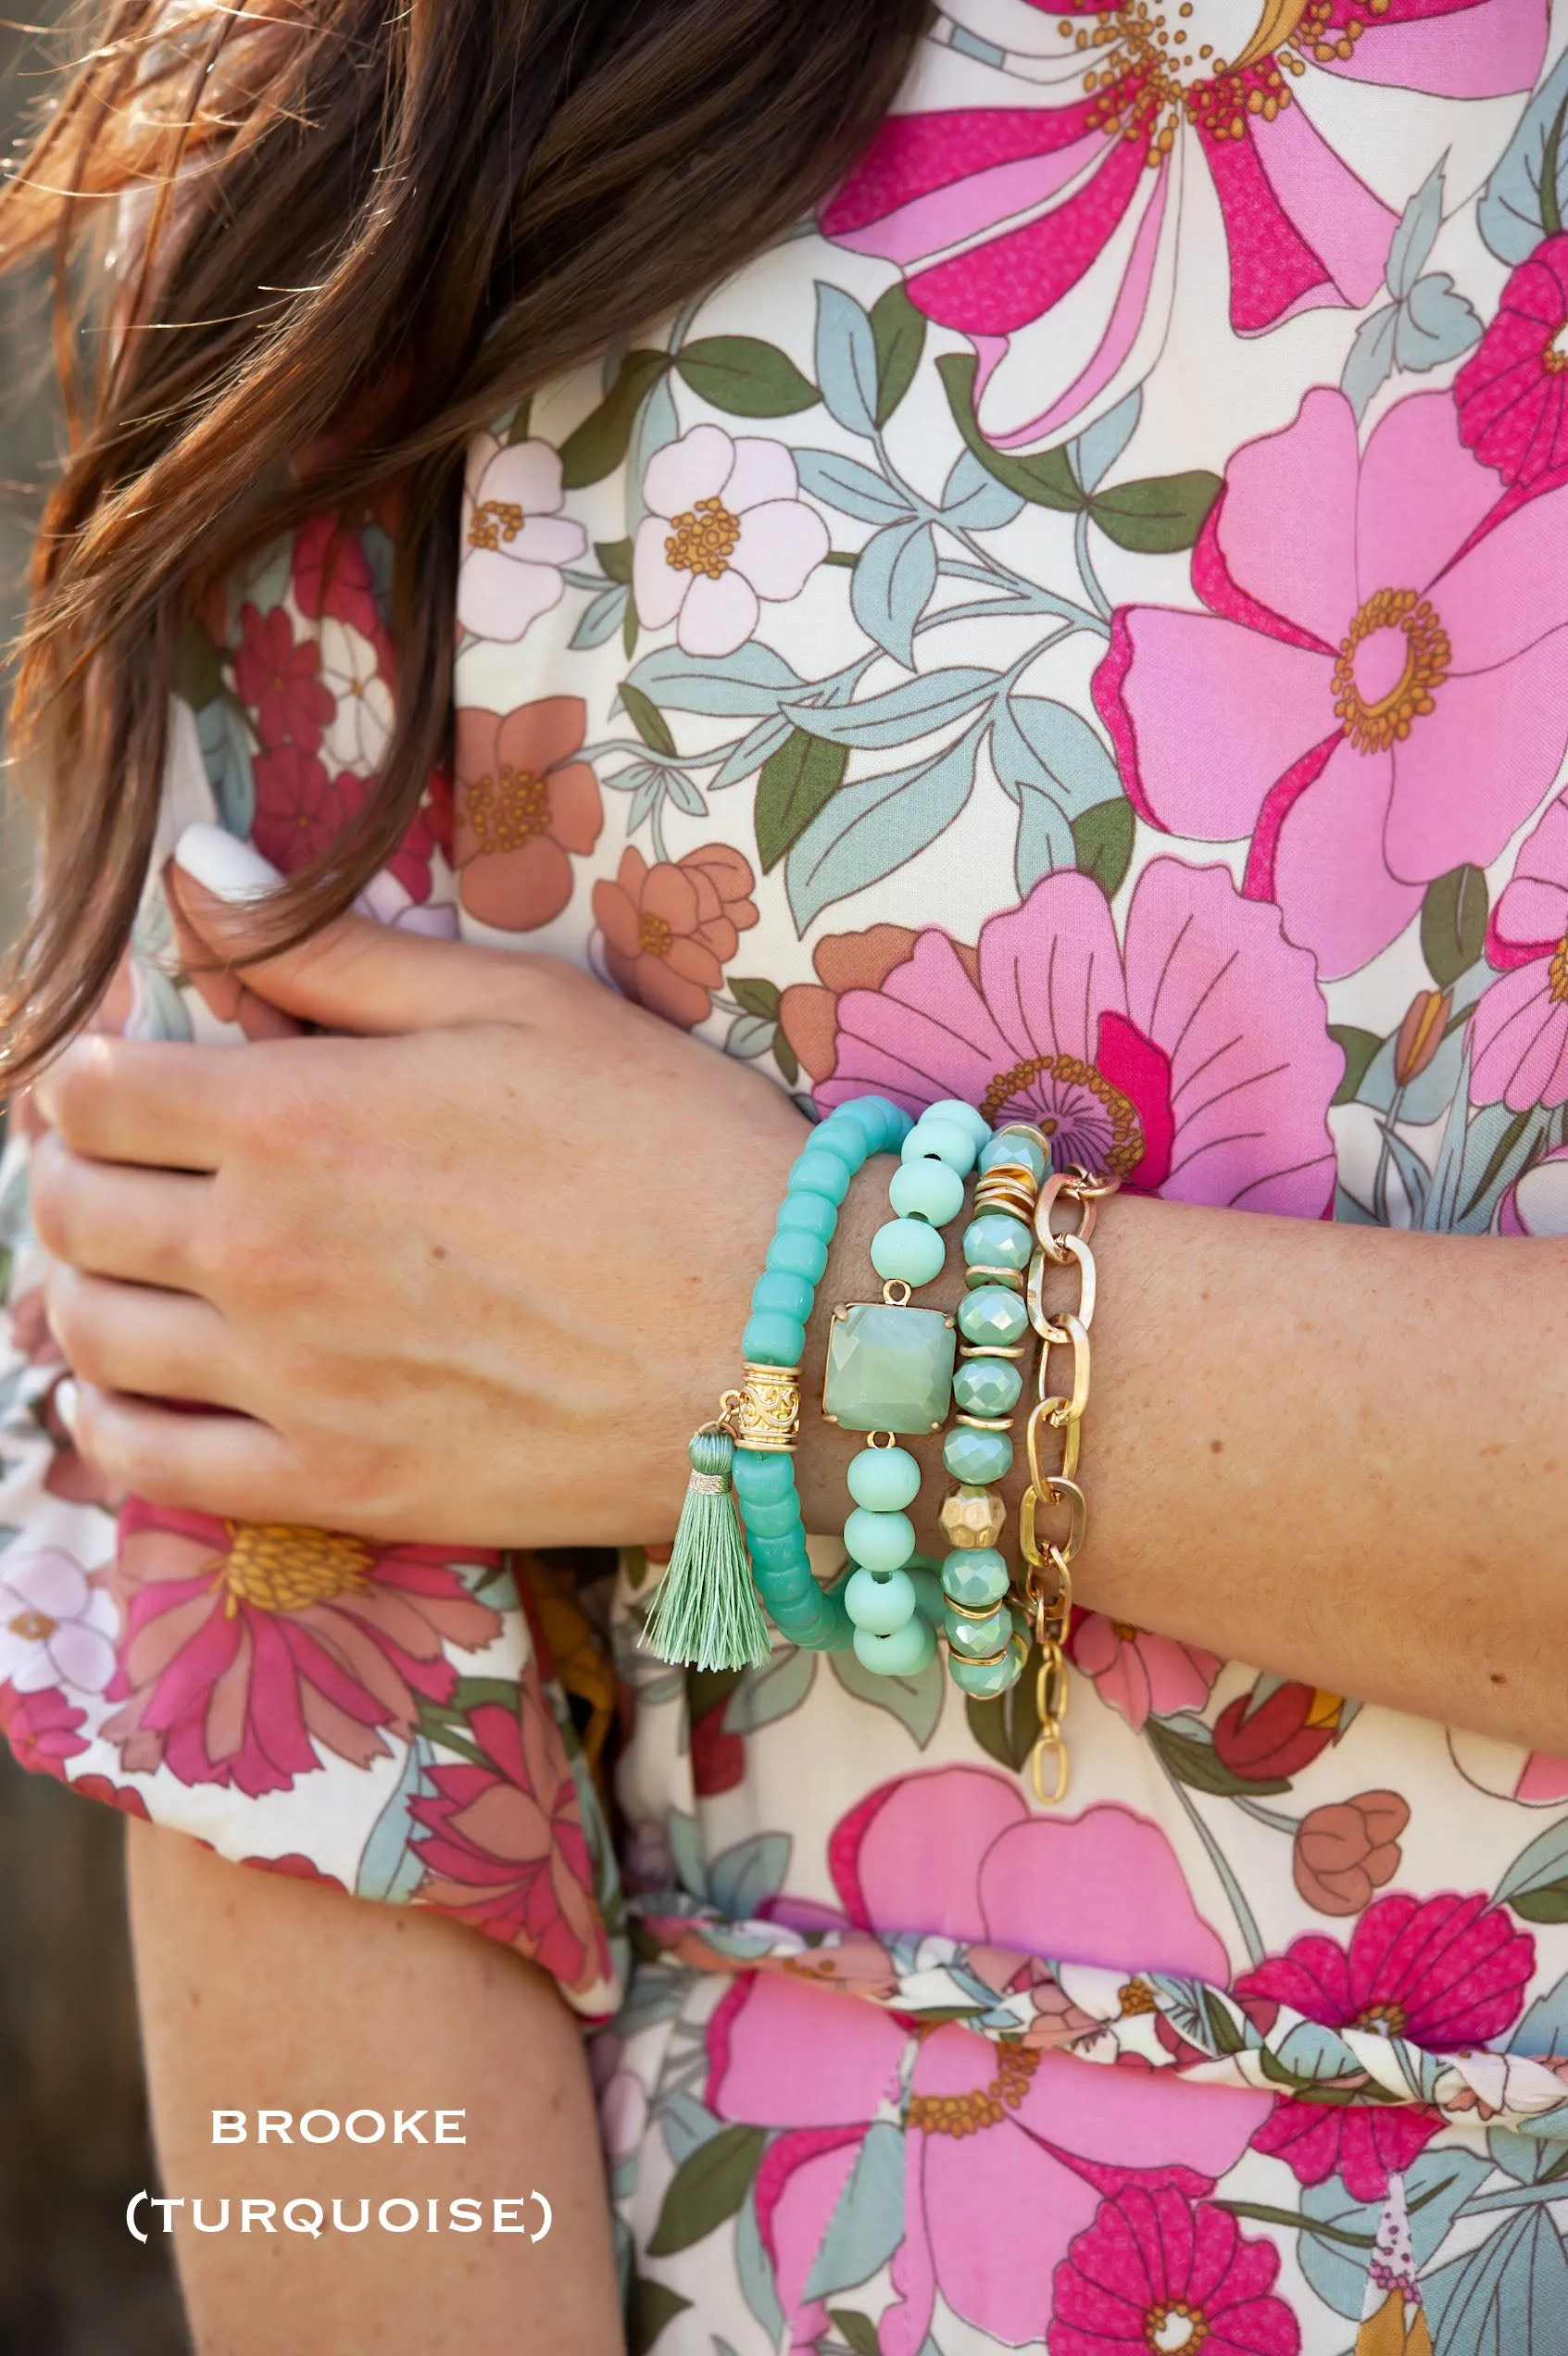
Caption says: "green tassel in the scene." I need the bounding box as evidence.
[642,1427,772,1672]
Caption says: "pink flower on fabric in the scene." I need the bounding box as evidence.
[1456,234,1568,490]
[292,512,392,668]
[1072,1613,1221,1733]
[1049,2187,1300,2356]
[0,1679,89,1781]
[409,1696,611,2001]
[823,0,1540,451]
[102,1502,504,1798]
[458,436,586,644]
[709,1768,1269,2356]
[818,861,1338,1216]
[633,426,829,658]
[1096,389,1568,979]
[252,745,369,875]
[233,604,335,753]
[1473,796,1568,1109]
[1235,1891,1535,2199]
[0,1548,118,1696]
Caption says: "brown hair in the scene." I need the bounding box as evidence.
[0,0,930,1084]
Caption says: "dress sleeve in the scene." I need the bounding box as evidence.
[0,511,626,2024]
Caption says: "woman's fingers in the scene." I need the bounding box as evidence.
[35,1034,235,1171]
[31,1129,209,1288]
[44,1263,245,1412]
[69,1383,302,1523]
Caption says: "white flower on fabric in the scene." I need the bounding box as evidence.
[320,618,395,772]
[458,436,587,644]
[0,1548,118,1695]
[633,425,829,658]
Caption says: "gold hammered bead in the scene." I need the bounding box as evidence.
[939,1485,1008,1550]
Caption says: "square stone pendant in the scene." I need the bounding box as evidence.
[822,1301,958,1435]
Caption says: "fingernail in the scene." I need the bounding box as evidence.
[54,1377,78,1438]
[172,823,283,903]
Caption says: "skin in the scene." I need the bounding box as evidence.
[126,1820,626,2355]
[27,877,1568,2346]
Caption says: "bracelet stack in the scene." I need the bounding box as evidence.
[646,1096,1115,1806]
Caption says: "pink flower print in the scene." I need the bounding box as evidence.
[1474,796,1568,1109]
[1072,1612,1221,1732]
[633,425,829,658]
[1449,1719,1568,1807]
[292,512,389,654]
[0,1679,88,1781]
[1456,234,1568,491]
[823,0,1540,451]
[709,1769,1270,2356]
[409,1695,611,2000]
[1096,388,1568,979]
[458,435,586,644]
[1235,1891,1535,2200]
[0,1548,117,1697]
[103,1502,504,1798]
[818,860,1338,1216]
[233,604,335,753]
[1049,2187,1300,2356]
[252,744,369,876]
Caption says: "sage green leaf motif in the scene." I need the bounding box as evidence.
[1496,1816,1568,1922]
[871,282,926,426]
[1290,2149,1490,2320]
[1087,470,1223,555]
[674,336,818,418]
[815,283,882,439]
[785,713,989,932]
[966,1644,1044,1772]
[756,731,848,871]
[1480,51,1568,262]
[1330,1025,1383,1108]
[559,349,670,489]
[1073,798,1136,900]
[1424,2209,1568,2356]
[627,643,802,718]
[938,353,1084,511]
[1145,1715,1289,1798]
[646,2124,769,2257]
[628,2274,693,2355]
[828,2313,882,2356]
[851,518,936,666]
[1421,863,1487,987]
[620,682,678,758]
[830,1640,946,1747]
[992,696,1123,895]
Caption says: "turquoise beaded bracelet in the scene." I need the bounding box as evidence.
[644,1095,912,1671]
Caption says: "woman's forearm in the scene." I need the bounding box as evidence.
[127,1823,625,2356]
[801,1172,1566,1753]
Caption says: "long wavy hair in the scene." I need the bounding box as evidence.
[0,0,930,1084]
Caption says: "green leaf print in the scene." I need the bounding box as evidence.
[828,2314,882,2356]
[784,713,988,932]
[830,1639,946,1747]
[646,2124,768,2257]
[1420,863,1488,987]
[1479,54,1568,263]
[937,354,1085,512]
[1330,1025,1383,1108]
[755,730,849,871]
[1290,2149,1491,2320]
[871,282,926,426]
[1072,798,1135,900]
[620,682,679,758]
[559,349,671,489]
[1424,2208,1568,2356]
[966,1643,1044,1772]
[675,335,818,418]
[1496,1818,1568,1921]
[1088,470,1223,555]
[596,536,633,583]
[627,2273,693,2354]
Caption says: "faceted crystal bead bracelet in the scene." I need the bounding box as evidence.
[837,1100,988,1676]
[940,1126,1049,1698]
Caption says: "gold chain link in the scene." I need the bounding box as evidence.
[1018,1164,1117,1808]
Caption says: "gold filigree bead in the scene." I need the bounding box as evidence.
[732,1362,802,1452]
[939,1485,1008,1550]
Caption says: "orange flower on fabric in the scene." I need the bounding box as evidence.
[1292,1790,1410,1918]
[594,844,759,1029]
[778,921,920,1083]
[453,697,602,932]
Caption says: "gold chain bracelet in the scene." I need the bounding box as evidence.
[1018,1163,1118,1808]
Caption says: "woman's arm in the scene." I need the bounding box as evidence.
[31,878,1568,1753]
[127,1820,625,2356]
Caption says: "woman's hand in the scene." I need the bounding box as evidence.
[31,851,814,1543]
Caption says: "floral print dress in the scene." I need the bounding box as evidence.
[7,2,1568,2349]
